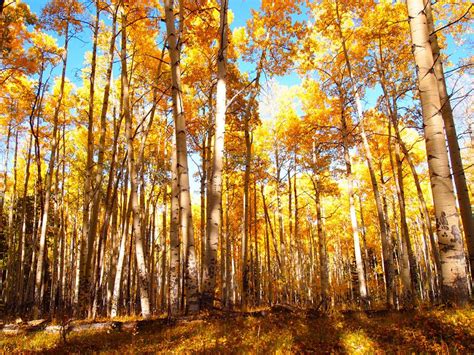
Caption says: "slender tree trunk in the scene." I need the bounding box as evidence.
[263,185,272,306]
[93,111,122,317]
[225,176,233,309]
[253,179,260,305]
[78,3,100,316]
[275,146,287,299]
[0,123,10,247]
[312,175,329,310]
[169,134,180,315]
[407,0,469,304]
[204,90,213,292]
[261,185,282,278]
[335,2,393,306]
[200,139,206,292]
[6,129,18,307]
[17,133,32,308]
[88,4,118,318]
[111,173,131,317]
[49,142,60,316]
[33,24,69,318]
[160,184,167,312]
[391,117,420,303]
[339,101,368,304]
[358,194,371,290]
[121,8,151,318]
[399,135,442,297]
[22,66,48,308]
[242,115,251,310]
[164,0,199,314]
[202,0,228,309]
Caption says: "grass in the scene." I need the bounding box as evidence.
[1,307,473,353]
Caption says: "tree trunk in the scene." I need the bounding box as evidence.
[275,146,287,300]
[169,133,180,315]
[224,176,233,309]
[253,179,260,305]
[335,1,393,306]
[160,183,167,312]
[425,1,474,274]
[407,0,469,304]
[17,133,32,308]
[164,0,199,314]
[312,176,329,310]
[339,101,368,305]
[202,0,228,309]
[79,3,100,316]
[388,119,417,305]
[200,139,206,292]
[242,111,251,310]
[121,8,151,318]
[6,129,18,307]
[89,3,118,318]
[0,123,10,253]
[94,110,121,317]
[399,135,442,297]
[110,185,131,317]
[34,23,69,318]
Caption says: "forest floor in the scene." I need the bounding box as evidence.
[1,306,473,353]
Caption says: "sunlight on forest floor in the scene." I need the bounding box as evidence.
[1,308,473,353]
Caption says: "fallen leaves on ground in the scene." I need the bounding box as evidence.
[1,307,472,353]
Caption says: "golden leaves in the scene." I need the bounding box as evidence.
[41,0,84,34]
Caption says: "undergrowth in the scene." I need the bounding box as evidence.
[1,308,472,353]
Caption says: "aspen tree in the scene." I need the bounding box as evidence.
[202,0,229,309]
[33,2,74,317]
[407,0,469,304]
[164,0,200,313]
[425,1,474,274]
[121,6,151,318]
[79,0,100,317]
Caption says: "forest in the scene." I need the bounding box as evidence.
[0,0,473,352]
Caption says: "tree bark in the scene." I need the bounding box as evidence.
[78,2,100,316]
[110,171,131,318]
[202,0,228,309]
[388,119,418,304]
[169,133,180,315]
[425,1,474,274]
[312,175,329,310]
[89,3,118,318]
[164,0,199,314]
[121,8,151,318]
[407,0,469,304]
[33,23,69,318]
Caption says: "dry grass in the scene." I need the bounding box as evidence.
[1,307,472,353]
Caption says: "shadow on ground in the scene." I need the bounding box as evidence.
[1,308,473,353]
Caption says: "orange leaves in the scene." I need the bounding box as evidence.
[25,31,62,73]
[0,2,37,74]
[41,0,84,34]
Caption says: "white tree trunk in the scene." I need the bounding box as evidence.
[164,0,199,313]
[407,0,469,304]
[202,0,229,308]
[121,8,151,318]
